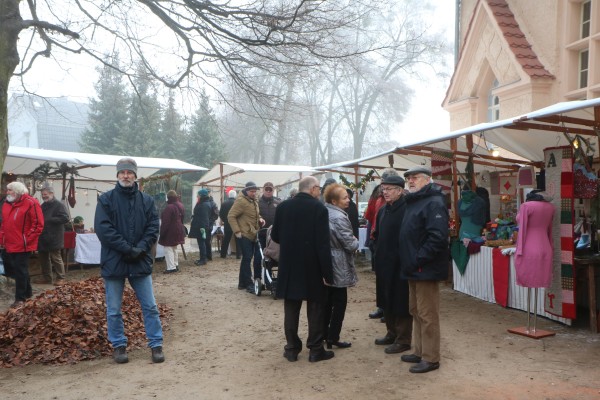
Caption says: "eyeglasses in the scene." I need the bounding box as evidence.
[313,185,321,190]
[264,187,273,192]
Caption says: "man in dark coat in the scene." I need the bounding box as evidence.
[37,185,69,285]
[345,188,360,239]
[271,175,334,363]
[399,166,449,374]
[257,181,281,229]
[372,175,412,355]
[95,158,164,364]
[219,189,240,259]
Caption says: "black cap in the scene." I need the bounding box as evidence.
[381,175,405,188]
[403,166,432,177]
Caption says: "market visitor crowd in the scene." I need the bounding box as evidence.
[0,160,448,373]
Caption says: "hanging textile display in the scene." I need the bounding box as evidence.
[431,147,453,194]
[542,146,576,319]
[67,176,76,208]
[517,166,535,188]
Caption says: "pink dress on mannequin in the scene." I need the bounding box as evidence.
[514,201,555,288]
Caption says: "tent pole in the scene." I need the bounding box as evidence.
[466,135,476,191]
[219,163,224,204]
[451,138,460,228]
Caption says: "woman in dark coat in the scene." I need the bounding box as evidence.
[189,189,211,266]
[158,190,185,273]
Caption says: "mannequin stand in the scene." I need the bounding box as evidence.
[508,288,556,339]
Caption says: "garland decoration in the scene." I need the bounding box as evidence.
[338,169,376,191]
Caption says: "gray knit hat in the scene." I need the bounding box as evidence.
[116,157,138,177]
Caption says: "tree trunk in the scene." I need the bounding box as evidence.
[0,0,22,170]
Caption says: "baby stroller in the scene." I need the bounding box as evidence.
[253,227,279,299]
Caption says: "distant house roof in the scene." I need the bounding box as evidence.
[9,94,89,152]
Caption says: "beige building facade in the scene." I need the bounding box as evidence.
[444,0,600,130]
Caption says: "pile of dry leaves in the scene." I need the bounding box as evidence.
[0,277,172,368]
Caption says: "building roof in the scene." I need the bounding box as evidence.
[9,94,89,152]
[486,0,554,78]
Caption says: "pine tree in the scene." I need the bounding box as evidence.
[79,57,129,154]
[184,92,225,168]
[160,91,185,159]
[115,62,163,156]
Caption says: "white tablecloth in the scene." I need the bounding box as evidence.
[74,233,164,264]
[75,233,102,264]
[453,246,570,325]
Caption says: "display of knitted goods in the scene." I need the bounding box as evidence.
[458,190,486,240]
[573,163,598,199]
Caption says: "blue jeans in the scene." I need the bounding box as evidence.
[238,237,261,287]
[104,275,163,349]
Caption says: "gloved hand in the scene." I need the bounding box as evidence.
[124,247,145,263]
[235,232,242,239]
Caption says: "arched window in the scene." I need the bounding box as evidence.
[487,79,500,121]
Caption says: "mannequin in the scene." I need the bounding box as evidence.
[514,190,555,288]
[509,190,556,338]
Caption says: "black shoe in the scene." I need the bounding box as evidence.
[369,308,383,319]
[238,285,246,290]
[326,341,352,349]
[283,350,299,362]
[151,346,165,363]
[374,335,396,345]
[10,300,25,309]
[401,354,422,363]
[409,360,439,373]
[308,350,335,363]
[384,343,411,354]
[163,268,178,274]
[113,346,128,364]
[195,259,207,266]
[246,284,255,293]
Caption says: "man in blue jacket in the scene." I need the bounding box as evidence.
[399,166,449,374]
[95,158,164,364]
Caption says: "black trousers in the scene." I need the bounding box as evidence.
[220,225,241,258]
[204,231,213,260]
[4,251,33,302]
[284,299,326,354]
[323,286,348,343]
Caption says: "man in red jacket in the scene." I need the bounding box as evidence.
[0,181,44,308]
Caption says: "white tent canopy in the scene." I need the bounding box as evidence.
[4,146,207,181]
[400,98,600,162]
[196,162,318,189]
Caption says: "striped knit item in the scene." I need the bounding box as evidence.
[543,146,576,319]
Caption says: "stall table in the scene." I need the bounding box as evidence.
[74,233,164,265]
[453,246,571,325]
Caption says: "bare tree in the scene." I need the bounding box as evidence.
[0,0,374,170]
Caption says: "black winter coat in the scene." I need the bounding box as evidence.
[95,182,159,278]
[346,199,360,239]
[258,195,281,228]
[271,192,333,302]
[189,197,212,239]
[38,199,69,252]
[399,183,449,281]
[373,197,410,317]
[219,198,235,228]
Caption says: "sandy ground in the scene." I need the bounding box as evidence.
[1,250,600,400]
